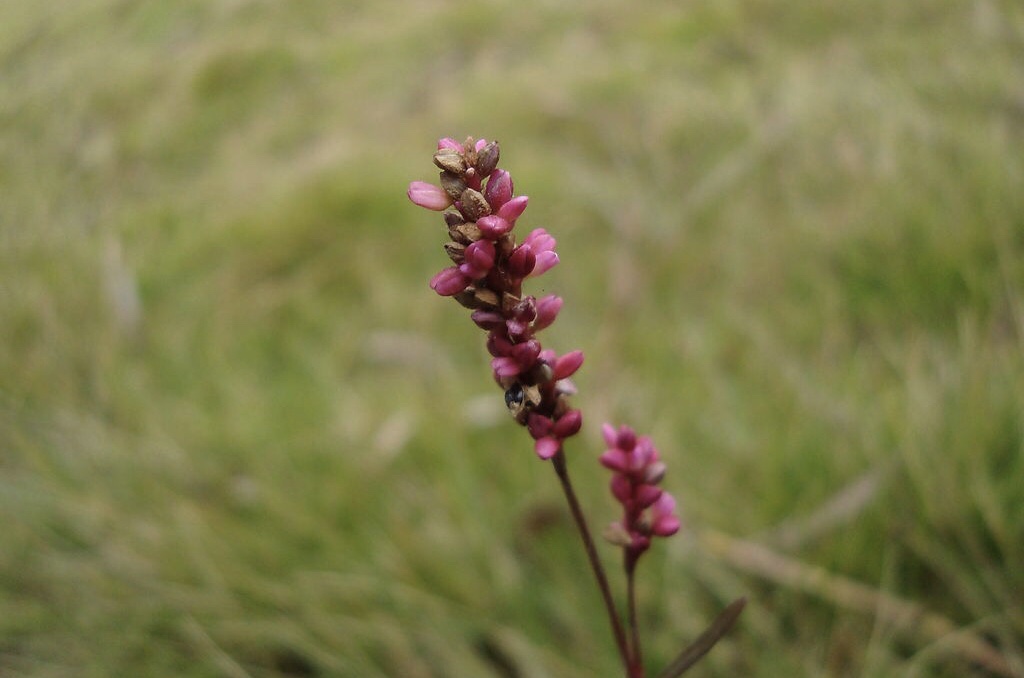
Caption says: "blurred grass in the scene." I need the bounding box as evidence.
[2,0,1023,676]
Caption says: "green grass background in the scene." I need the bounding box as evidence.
[2,1,1023,676]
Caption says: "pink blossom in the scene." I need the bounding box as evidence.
[533,295,563,331]
[553,350,584,379]
[600,423,680,558]
[484,169,513,210]
[523,228,559,276]
[507,244,536,278]
[477,215,513,239]
[650,493,681,536]
[437,138,464,152]
[459,240,495,279]
[535,437,561,460]
[497,195,529,222]
[411,137,582,463]
[429,267,470,296]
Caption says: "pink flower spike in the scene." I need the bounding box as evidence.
[497,195,529,222]
[474,138,489,152]
[408,181,453,211]
[535,436,561,460]
[484,169,513,210]
[429,267,470,296]
[553,350,584,380]
[437,137,463,151]
[477,215,512,239]
[533,295,563,331]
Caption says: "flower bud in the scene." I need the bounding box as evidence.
[491,356,521,378]
[477,215,512,239]
[635,484,663,509]
[508,244,536,278]
[470,310,505,331]
[526,412,552,439]
[437,137,463,152]
[533,295,563,331]
[497,195,529,222]
[553,350,584,380]
[429,267,470,296]
[509,339,541,369]
[475,141,500,177]
[458,240,496,279]
[553,409,582,438]
[484,169,513,210]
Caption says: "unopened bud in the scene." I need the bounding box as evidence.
[475,141,500,176]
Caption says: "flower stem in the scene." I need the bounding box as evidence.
[626,553,644,676]
[551,449,631,674]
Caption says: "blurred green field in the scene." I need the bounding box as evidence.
[2,1,1023,676]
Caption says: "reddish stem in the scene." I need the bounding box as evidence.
[551,449,631,675]
[626,552,644,677]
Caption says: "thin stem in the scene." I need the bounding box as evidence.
[626,554,643,677]
[551,449,631,674]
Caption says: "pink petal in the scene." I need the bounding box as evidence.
[529,251,559,277]
[408,181,453,211]
[535,436,561,460]
[533,295,563,331]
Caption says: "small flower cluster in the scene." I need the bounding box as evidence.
[408,137,583,460]
[600,424,681,559]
